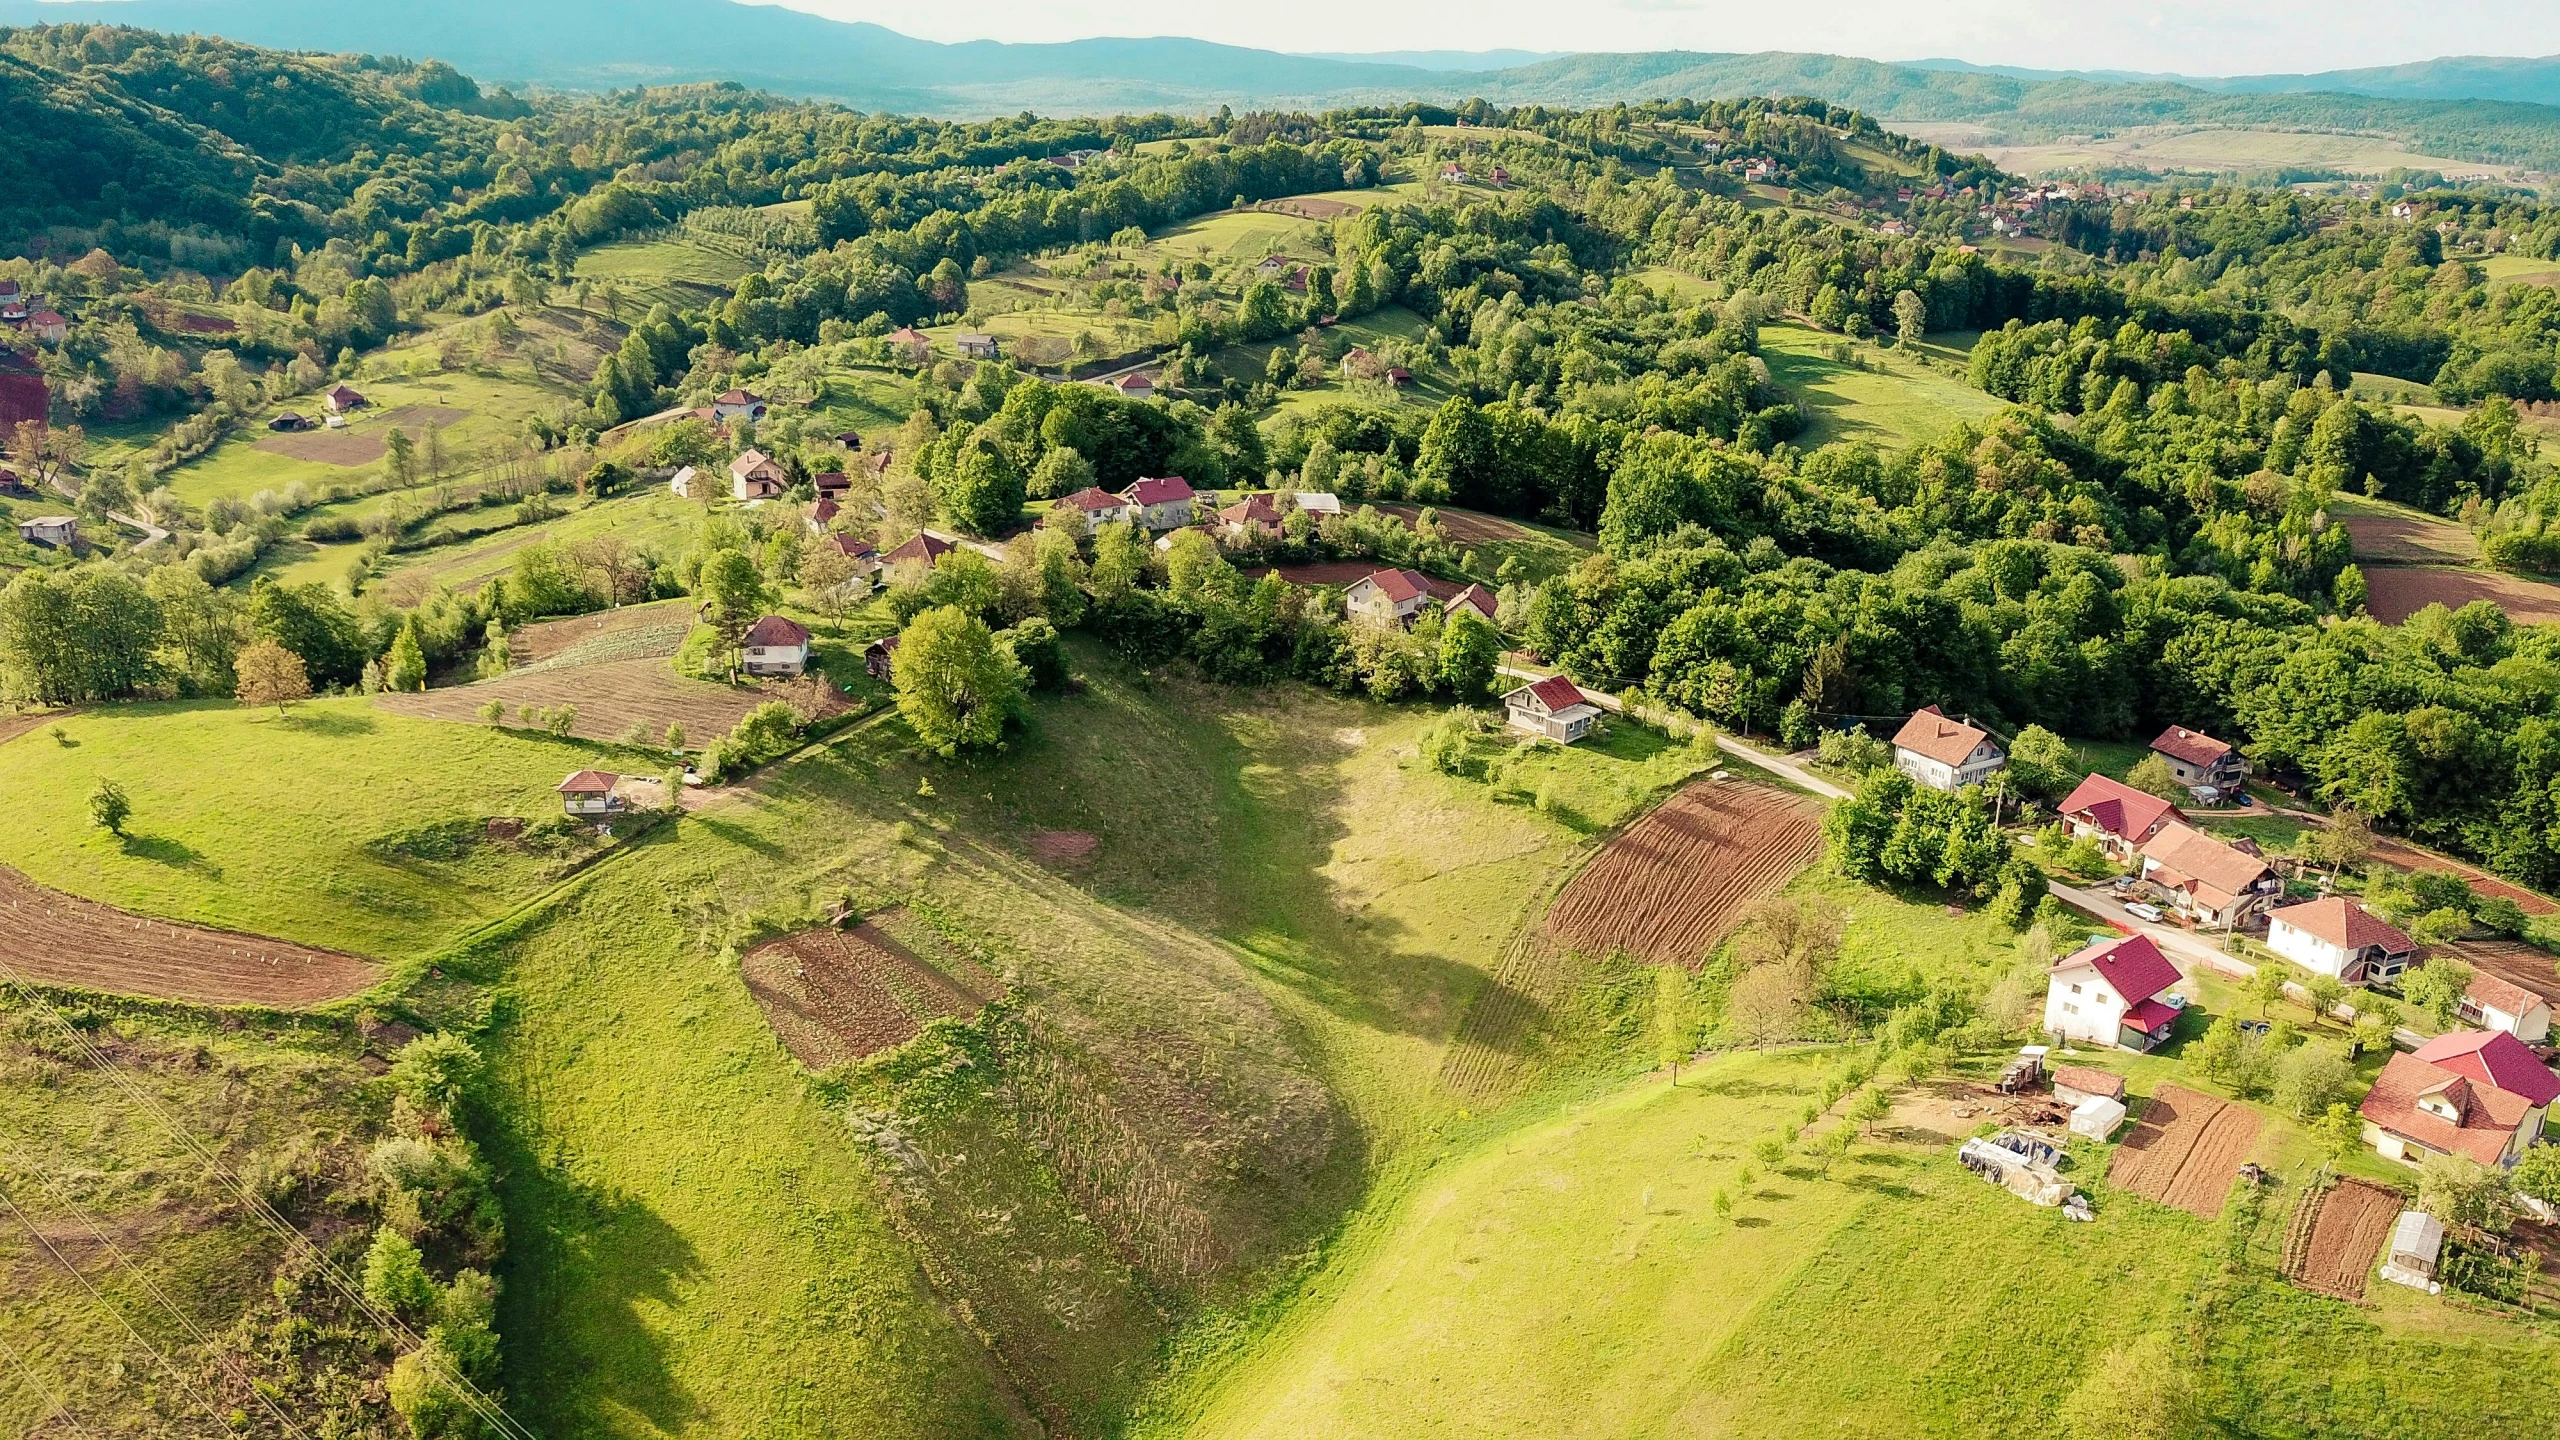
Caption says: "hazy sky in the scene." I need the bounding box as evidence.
[757,0,2560,74]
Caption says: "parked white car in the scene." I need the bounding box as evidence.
[2126,902,2166,923]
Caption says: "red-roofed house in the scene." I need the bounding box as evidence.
[740,615,812,677]
[1110,372,1157,401]
[2140,823,2281,928]
[2360,1029,2559,1168]
[1216,493,1285,538]
[1504,675,1603,745]
[28,310,67,344]
[1121,476,1196,529]
[2267,898,2415,985]
[2459,970,2553,1044]
[883,530,956,569]
[2150,725,2247,797]
[807,496,841,533]
[712,389,768,424]
[2042,933,2186,1051]
[1049,486,1136,528]
[817,531,881,581]
[1890,706,2005,791]
[557,770,625,818]
[2059,773,2186,863]
[1444,584,1499,625]
[1344,568,1433,627]
[323,383,368,414]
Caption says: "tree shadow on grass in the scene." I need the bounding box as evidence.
[497,1163,705,1435]
[286,709,377,737]
[685,812,788,860]
[1732,1215,1773,1228]
[120,831,218,877]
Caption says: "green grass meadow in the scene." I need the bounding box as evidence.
[1758,323,2004,448]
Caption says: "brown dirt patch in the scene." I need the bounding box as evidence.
[2287,1177,2403,1300]
[254,428,386,466]
[1029,830,1099,865]
[376,659,847,750]
[2108,1085,2260,1217]
[2448,937,2560,1005]
[0,864,377,1008]
[2362,566,2560,626]
[0,709,66,747]
[1376,503,1561,546]
[506,599,697,666]
[1543,780,1826,966]
[2338,512,2478,565]
[739,912,999,1068]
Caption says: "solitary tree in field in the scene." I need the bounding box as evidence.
[88,779,130,837]
[384,619,427,693]
[235,640,311,716]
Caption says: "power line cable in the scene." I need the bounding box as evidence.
[0,1323,102,1440]
[0,1179,235,1434]
[0,969,540,1440]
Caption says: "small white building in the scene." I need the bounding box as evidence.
[2460,971,2554,1045]
[16,515,76,547]
[669,466,702,499]
[2380,1211,2444,1293]
[1503,676,1603,745]
[557,771,624,817]
[2042,933,2184,1052]
[731,449,788,502]
[1344,568,1433,627]
[740,614,812,677]
[1890,706,2005,791]
[2265,898,2414,986]
[711,389,769,424]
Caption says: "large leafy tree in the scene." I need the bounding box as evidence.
[893,605,1025,757]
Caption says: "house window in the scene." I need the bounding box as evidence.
[2070,983,2081,994]
[2063,1002,2078,1015]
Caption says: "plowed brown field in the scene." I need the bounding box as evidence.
[2363,566,2560,625]
[740,912,1000,1069]
[2108,1084,2261,1217]
[377,660,846,749]
[507,599,696,666]
[0,865,377,1007]
[2289,1178,2402,1299]
[1542,780,1825,966]
[2450,938,2560,1004]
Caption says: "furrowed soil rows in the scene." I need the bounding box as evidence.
[376,659,847,748]
[739,911,997,1069]
[1542,780,1825,966]
[2158,1103,2261,1217]
[2108,1085,2261,1216]
[507,599,696,666]
[1375,504,1551,545]
[0,864,378,1007]
[2363,566,2560,626]
[2288,1178,2403,1299]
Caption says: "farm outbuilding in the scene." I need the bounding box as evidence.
[2070,1095,2127,1142]
[2381,1211,2445,1293]
[558,771,625,818]
[2052,1065,2127,1106]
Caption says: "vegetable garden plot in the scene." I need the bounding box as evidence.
[1542,780,1825,967]
[739,912,998,1069]
[2107,1085,2261,1218]
[0,864,377,1007]
[2284,1178,2403,1300]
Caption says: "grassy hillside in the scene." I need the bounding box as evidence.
[1757,324,2003,448]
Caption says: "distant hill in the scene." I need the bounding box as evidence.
[6,1,2560,168]
[1298,49,1565,72]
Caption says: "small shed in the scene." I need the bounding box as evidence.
[17,515,77,547]
[558,771,624,817]
[2070,1094,2127,1142]
[2052,1066,2127,1107]
[2380,1210,2445,1294]
[865,634,902,681]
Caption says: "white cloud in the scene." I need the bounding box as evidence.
[747,0,2560,75]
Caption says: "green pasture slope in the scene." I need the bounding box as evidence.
[1757,323,2004,449]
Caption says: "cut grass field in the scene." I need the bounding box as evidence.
[577,239,760,308]
[1757,323,2003,448]
[0,697,635,961]
[1173,1043,2560,1440]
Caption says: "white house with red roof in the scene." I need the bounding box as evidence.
[1444,584,1499,625]
[740,615,813,677]
[712,389,768,424]
[2140,823,2281,929]
[2459,971,2553,1045]
[1050,486,1137,528]
[816,531,881,582]
[883,530,957,569]
[2042,933,2185,1051]
[1344,568,1433,627]
[2059,773,2186,863]
[1215,493,1285,538]
[557,770,625,818]
[1120,476,1196,529]
[1890,706,2005,791]
[1109,372,1157,401]
[2266,898,2414,985]
[2150,724,2248,798]
[730,449,788,501]
[2360,1029,2560,1168]
[1504,675,1603,745]
[323,383,368,414]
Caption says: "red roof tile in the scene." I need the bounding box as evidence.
[2150,725,2237,770]
[558,770,620,793]
[2466,970,2546,1022]
[1059,486,1127,512]
[2411,1029,2560,1106]
[743,615,811,648]
[1891,705,1993,769]
[1360,569,1431,604]
[1124,476,1194,505]
[2268,897,2411,955]
[2052,933,2182,1007]
[1445,584,1498,621]
[884,532,955,565]
[2059,773,2184,844]
[2124,997,2181,1033]
[1523,675,1591,713]
[2141,823,2273,903]
[2361,1051,2540,1164]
